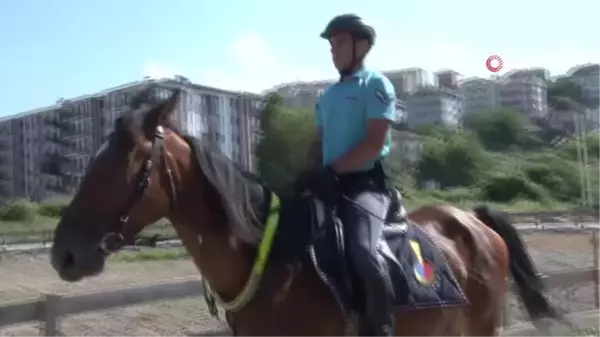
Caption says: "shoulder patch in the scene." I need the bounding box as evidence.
[375,89,396,105]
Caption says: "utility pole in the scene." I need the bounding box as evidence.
[573,111,592,208]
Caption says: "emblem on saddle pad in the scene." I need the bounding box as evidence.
[409,240,436,286]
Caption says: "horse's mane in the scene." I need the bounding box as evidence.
[122,84,269,246]
[184,136,269,245]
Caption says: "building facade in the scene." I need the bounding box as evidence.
[434,70,462,90]
[405,87,462,129]
[0,77,262,200]
[266,80,333,109]
[459,77,502,117]
[568,63,600,109]
[385,68,429,100]
[498,75,548,119]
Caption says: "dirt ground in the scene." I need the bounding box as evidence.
[0,231,597,336]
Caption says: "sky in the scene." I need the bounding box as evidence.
[0,0,598,116]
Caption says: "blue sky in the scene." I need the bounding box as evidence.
[0,0,598,116]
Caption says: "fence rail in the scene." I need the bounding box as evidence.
[0,268,597,336]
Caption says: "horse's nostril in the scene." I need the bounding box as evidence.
[63,250,76,269]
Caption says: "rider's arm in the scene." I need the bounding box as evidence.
[332,76,395,173]
[305,102,323,170]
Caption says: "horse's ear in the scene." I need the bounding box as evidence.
[143,89,181,137]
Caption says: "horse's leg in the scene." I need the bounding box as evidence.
[464,274,508,336]
[465,293,507,336]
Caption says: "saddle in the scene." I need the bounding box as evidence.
[272,187,468,318]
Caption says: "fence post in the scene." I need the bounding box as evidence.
[502,296,511,327]
[41,293,60,336]
[592,232,599,309]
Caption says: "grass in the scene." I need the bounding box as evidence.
[571,328,600,336]
[0,218,177,244]
[110,247,189,262]
[0,198,588,245]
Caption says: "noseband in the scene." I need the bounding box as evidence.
[99,126,178,254]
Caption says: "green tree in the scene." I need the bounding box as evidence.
[523,154,581,201]
[478,172,550,203]
[255,94,316,192]
[547,78,584,111]
[467,109,528,151]
[417,133,490,188]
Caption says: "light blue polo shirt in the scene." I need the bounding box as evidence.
[315,67,397,171]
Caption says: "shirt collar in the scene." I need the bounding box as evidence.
[340,67,368,83]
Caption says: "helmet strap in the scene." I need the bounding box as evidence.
[339,37,364,80]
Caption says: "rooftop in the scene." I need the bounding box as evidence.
[0,76,262,123]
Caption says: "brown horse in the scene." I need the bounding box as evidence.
[50,87,562,336]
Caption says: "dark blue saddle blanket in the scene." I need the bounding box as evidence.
[308,200,468,316]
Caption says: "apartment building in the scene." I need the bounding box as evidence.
[459,77,502,117]
[0,76,263,200]
[498,75,548,119]
[0,121,13,197]
[506,67,551,82]
[568,63,600,108]
[267,80,333,109]
[434,70,462,90]
[385,68,429,100]
[405,87,463,129]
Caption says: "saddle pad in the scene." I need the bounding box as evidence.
[310,219,468,316]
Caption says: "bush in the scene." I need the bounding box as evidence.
[478,173,550,203]
[529,154,582,200]
[0,199,39,222]
[417,133,490,188]
[427,187,479,204]
[466,109,528,151]
[37,199,69,218]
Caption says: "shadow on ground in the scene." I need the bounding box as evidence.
[186,327,231,336]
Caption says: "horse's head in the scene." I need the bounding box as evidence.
[51,86,185,282]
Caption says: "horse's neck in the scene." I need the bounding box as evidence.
[167,139,258,302]
[169,198,256,302]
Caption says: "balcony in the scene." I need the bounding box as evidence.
[45,134,75,149]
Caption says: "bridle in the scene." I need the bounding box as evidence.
[98,125,178,254]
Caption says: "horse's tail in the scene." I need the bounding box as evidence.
[472,204,567,326]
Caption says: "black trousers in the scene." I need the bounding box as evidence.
[336,173,395,336]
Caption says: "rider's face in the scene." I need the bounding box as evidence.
[329,33,353,70]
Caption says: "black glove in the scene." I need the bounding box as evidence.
[306,166,340,206]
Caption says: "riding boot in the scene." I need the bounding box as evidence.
[361,272,395,336]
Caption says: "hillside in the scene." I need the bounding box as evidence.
[391,111,599,212]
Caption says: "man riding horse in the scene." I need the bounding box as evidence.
[305,13,397,336]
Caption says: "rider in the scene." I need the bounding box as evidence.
[305,13,396,336]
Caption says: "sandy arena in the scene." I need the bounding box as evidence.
[0,232,597,336]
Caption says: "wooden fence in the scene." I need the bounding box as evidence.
[0,268,598,336]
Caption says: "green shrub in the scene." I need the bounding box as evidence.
[0,199,39,222]
[37,200,68,218]
[478,173,550,203]
[428,187,479,204]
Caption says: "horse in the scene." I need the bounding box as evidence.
[50,86,563,336]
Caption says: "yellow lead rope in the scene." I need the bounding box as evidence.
[205,192,281,312]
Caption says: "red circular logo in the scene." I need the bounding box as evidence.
[486,55,504,73]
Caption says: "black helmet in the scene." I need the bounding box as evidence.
[320,14,376,45]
